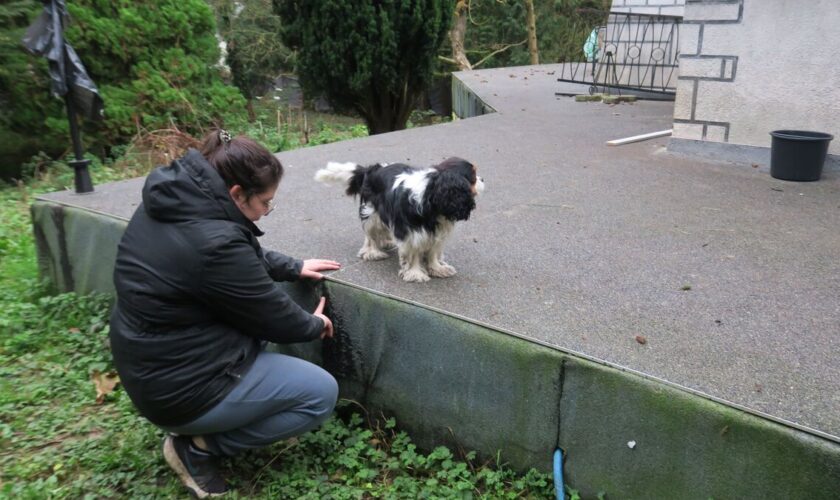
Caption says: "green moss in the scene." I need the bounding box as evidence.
[560,357,840,497]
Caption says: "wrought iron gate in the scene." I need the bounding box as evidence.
[558,12,681,97]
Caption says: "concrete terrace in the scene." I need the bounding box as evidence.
[40,63,840,443]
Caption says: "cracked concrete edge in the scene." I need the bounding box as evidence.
[31,201,840,496]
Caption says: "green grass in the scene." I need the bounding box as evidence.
[228,102,449,155]
[0,115,554,499]
[0,291,554,498]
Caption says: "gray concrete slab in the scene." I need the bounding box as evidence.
[40,63,840,440]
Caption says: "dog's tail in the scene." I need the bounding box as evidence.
[315,162,379,197]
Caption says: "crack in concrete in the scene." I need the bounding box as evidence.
[555,358,566,450]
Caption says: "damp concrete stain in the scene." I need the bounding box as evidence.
[321,288,365,380]
[49,205,75,292]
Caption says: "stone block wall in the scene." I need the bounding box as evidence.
[672,0,742,142]
[671,0,840,156]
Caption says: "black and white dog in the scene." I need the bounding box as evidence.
[315,158,484,282]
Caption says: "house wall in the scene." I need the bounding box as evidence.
[611,0,685,17]
[671,0,840,156]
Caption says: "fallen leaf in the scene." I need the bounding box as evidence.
[69,327,80,334]
[635,335,647,345]
[91,370,120,405]
[681,285,692,291]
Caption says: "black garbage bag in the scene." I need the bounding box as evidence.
[22,0,103,121]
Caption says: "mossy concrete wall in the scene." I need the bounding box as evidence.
[31,201,840,497]
[31,202,124,295]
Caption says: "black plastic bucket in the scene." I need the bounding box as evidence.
[769,130,834,181]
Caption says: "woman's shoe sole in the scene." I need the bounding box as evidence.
[163,436,224,498]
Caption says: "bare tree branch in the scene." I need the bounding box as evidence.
[473,38,527,68]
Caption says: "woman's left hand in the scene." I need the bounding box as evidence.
[300,259,342,280]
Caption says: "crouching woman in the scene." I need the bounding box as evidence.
[109,130,341,497]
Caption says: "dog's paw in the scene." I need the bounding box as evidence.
[400,268,431,283]
[359,248,389,261]
[428,263,457,278]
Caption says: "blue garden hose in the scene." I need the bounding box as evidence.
[553,448,564,500]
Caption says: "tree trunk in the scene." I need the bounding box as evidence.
[449,1,472,71]
[246,98,256,123]
[524,0,539,65]
[363,90,419,134]
[365,112,401,135]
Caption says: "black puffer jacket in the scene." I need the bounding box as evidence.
[109,149,323,427]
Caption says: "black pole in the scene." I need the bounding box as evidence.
[63,69,93,194]
[57,7,93,195]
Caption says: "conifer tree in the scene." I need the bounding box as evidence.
[273,0,453,134]
[212,0,292,122]
[65,0,243,146]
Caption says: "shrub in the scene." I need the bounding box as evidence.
[0,0,245,177]
[65,0,245,148]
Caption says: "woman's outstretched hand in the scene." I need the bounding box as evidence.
[313,297,334,339]
[300,259,342,280]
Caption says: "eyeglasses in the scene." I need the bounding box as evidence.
[262,198,276,216]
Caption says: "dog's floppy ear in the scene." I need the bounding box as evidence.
[427,170,476,221]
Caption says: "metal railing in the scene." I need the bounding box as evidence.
[558,12,681,97]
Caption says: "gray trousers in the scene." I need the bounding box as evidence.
[161,351,338,457]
